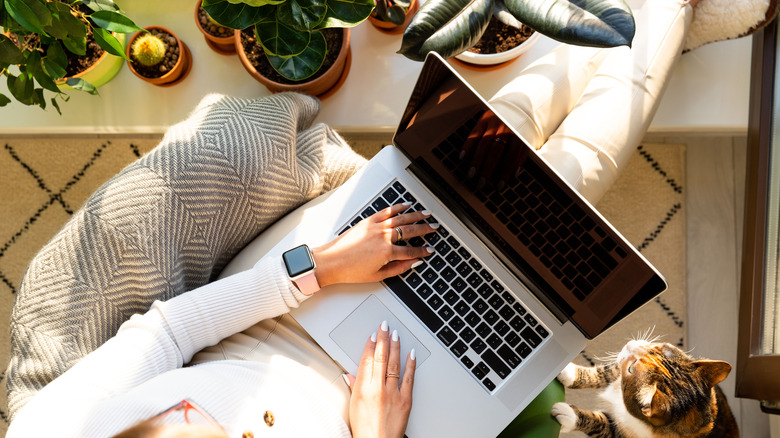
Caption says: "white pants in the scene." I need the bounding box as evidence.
[189,0,693,427]
[490,0,693,204]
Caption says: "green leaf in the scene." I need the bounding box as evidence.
[25,50,59,93]
[89,10,144,33]
[62,31,87,56]
[78,0,120,12]
[32,87,44,108]
[277,0,327,31]
[266,29,326,81]
[0,34,25,65]
[7,72,34,104]
[226,0,281,6]
[4,0,52,35]
[202,0,276,29]
[50,95,61,114]
[372,0,405,25]
[65,76,98,94]
[0,93,11,106]
[317,0,373,28]
[399,0,493,61]
[42,1,78,40]
[255,13,311,57]
[92,27,128,59]
[43,40,68,79]
[503,0,634,47]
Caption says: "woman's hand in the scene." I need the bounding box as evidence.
[460,110,527,191]
[347,321,416,438]
[311,203,438,288]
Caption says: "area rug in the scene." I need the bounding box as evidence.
[0,138,685,436]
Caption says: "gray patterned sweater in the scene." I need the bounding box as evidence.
[6,92,367,420]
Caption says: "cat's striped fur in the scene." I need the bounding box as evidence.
[552,337,738,437]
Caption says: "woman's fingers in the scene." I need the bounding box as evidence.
[401,348,416,399]
[372,321,391,384]
[386,329,401,388]
[355,332,377,390]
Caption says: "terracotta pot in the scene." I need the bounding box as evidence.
[454,28,539,68]
[126,26,192,86]
[195,0,236,55]
[52,33,126,91]
[235,28,351,97]
[368,0,419,35]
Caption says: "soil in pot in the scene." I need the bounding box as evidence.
[198,6,233,39]
[130,29,181,79]
[65,32,104,77]
[468,16,535,55]
[240,27,342,85]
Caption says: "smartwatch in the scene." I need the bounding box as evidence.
[282,244,320,296]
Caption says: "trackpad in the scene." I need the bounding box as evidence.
[330,295,430,375]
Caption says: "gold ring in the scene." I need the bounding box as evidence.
[395,226,403,242]
[386,372,400,379]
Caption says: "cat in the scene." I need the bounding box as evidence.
[552,337,739,437]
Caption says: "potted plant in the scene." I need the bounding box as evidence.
[195,0,235,54]
[0,0,144,113]
[453,14,539,67]
[202,0,373,96]
[368,0,419,34]
[126,26,192,86]
[399,0,636,63]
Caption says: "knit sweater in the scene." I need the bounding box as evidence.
[7,255,351,438]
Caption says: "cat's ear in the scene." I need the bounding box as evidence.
[693,360,732,387]
[641,384,671,426]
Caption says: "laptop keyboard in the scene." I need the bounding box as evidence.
[432,114,629,301]
[339,181,550,393]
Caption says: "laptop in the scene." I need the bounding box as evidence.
[257,52,668,437]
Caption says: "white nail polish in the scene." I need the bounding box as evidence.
[371,332,377,343]
[410,348,416,361]
[342,373,351,388]
[429,222,440,229]
[426,246,435,253]
[411,260,424,269]
[392,330,398,342]
[402,201,412,206]
[422,210,432,216]
[381,320,388,332]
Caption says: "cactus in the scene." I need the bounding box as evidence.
[131,34,167,67]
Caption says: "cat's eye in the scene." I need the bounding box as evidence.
[627,364,635,374]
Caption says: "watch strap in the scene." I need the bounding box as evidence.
[293,271,320,296]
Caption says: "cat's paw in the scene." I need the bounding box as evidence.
[557,363,577,387]
[551,402,578,432]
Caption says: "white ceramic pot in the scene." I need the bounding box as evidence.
[454,30,539,66]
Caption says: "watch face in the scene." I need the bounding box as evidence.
[283,245,315,277]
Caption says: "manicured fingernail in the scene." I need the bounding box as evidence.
[496,180,506,191]
[459,150,466,160]
[468,167,476,179]
[392,330,398,342]
[381,320,388,332]
[410,348,416,361]
[421,210,432,216]
[342,373,351,388]
[429,222,440,229]
[402,201,412,206]
[411,260,424,269]
[371,332,377,343]
[426,246,435,253]
[477,177,486,190]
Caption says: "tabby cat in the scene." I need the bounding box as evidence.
[552,338,739,437]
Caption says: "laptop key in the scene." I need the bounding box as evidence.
[429,255,446,271]
[486,333,503,349]
[372,197,389,211]
[443,290,459,305]
[407,273,423,289]
[461,356,474,370]
[484,310,499,326]
[384,277,444,333]
[473,299,488,314]
[438,305,454,321]
[498,304,515,321]
[454,300,470,316]
[417,284,433,300]
[498,345,522,368]
[462,288,478,303]
[456,261,473,277]
[465,311,481,327]
[494,321,510,337]
[483,378,496,391]
[428,295,444,310]
[433,279,449,294]
[482,349,511,379]
[509,315,526,332]
[473,362,488,379]
[476,322,491,338]
[392,181,406,194]
[441,267,457,282]
[535,325,549,338]
[451,340,468,357]
[437,326,457,346]
[505,331,521,347]
[521,326,543,348]
[450,316,465,332]
[516,342,532,359]
[471,338,487,354]
[523,314,538,327]
[461,327,476,343]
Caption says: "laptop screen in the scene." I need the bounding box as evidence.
[393,53,667,339]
